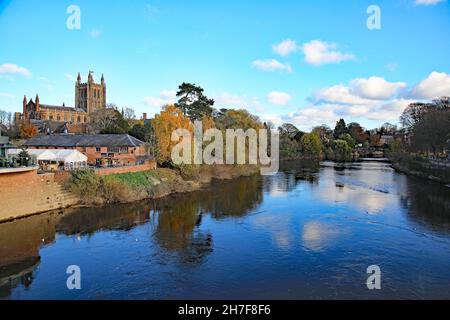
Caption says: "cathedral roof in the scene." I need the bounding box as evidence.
[38,104,86,113]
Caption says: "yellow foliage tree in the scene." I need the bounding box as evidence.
[153,105,193,164]
[20,122,38,139]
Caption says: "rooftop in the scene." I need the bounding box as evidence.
[24,134,145,148]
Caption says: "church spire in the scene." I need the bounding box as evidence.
[77,72,81,84]
[101,73,105,85]
[88,71,94,83]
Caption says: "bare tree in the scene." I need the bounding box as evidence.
[90,108,118,133]
[123,107,136,121]
[411,109,450,155]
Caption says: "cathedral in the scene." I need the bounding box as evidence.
[17,72,106,126]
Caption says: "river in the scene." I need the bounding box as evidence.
[1,160,449,299]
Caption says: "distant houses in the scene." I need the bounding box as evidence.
[23,134,153,168]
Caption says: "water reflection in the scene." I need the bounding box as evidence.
[301,221,345,252]
[0,212,59,298]
[401,178,450,233]
[0,161,449,299]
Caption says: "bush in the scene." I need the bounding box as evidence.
[69,169,102,203]
[334,140,353,162]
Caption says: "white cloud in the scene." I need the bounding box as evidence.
[272,39,299,56]
[314,84,371,105]
[0,92,15,98]
[252,59,292,72]
[144,90,177,107]
[410,71,450,99]
[349,77,407,100]
[267,91,292,105]
[302,40,355,66]
[415,0,444,5]
[0,63,31,77]
[215,93,266,114]
[89,28,102,38]
[282,75,424,130]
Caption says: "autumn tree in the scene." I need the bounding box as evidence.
[348,122,368,143]
[300,133,323,159]
[152,104,193,165]
[176,83,215,121]
[214,109,264,131]
[20,122,38,139]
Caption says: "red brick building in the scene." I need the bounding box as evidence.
[24,134,152,167]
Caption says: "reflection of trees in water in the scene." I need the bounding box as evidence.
[264,160,321,193]
[56,203,152,236]
[401,179,450,233]
[0,175,264,293]
[149,176,264,264]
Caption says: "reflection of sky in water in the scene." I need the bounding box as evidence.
[316,164,402,214]
[301,221,345,252]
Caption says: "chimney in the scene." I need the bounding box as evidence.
[143,113,147,121]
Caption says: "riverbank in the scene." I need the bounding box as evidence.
[389,153,450,185]
[68,164,260,207]
[0,165,259,224]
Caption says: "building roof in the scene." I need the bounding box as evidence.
[24,134,145,148]
[8,148,88,163]
[39,104,86,113]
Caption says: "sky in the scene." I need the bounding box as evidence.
[0,0,449,131]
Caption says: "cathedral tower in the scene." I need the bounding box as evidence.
[75,71,106,114]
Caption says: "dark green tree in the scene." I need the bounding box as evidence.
[334,118,347,139]
[176,83,214,121]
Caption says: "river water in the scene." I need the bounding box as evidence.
[1,160,449,299]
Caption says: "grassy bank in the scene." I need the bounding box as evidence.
[389,153,450,185]
[67,165,259,206]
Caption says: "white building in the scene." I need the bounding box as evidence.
[7,148,87,171]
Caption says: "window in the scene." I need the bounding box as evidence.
[96,147,101,153]
[107,147,121,153]
[77,116,81,122]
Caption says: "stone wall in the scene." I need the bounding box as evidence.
[0,168,79,223]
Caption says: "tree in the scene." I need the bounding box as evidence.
[333,140,352,162]
[380,122,397,135]
[152,104,193,165]
[90,108,129,134]
[348,122,368,143]
[176,83,214,121]
[338,133,355,148]
[279,123,300,139]
[20,122,37,139]
[410,109,450,155]
[300,133,323,159]
[214,109,264,131]
[123,107,136,123]
[0,110,11,127]
[334,119,347,139]
[400,102,431,129]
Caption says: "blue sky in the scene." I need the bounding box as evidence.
[0,0,449,130]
